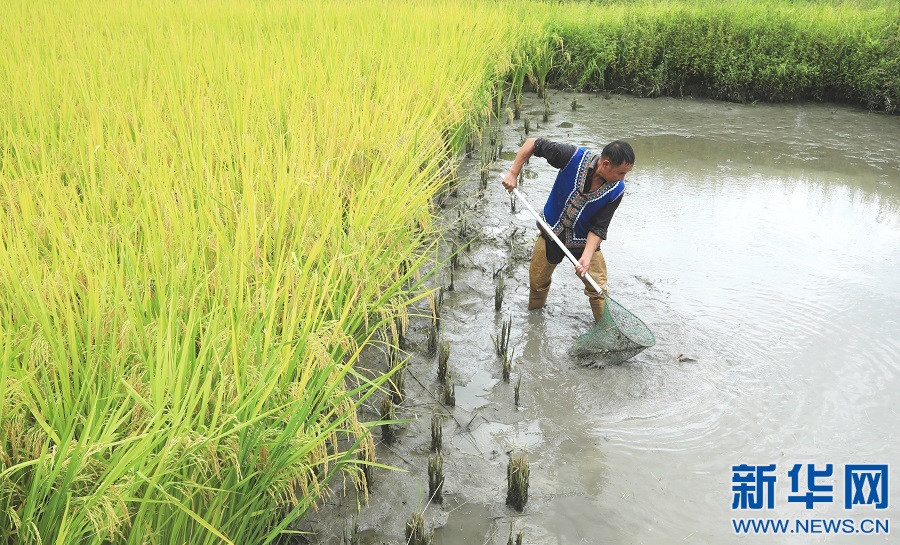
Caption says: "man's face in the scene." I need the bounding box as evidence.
[597,159,633,183]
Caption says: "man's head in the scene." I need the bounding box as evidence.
[597,140,634,183]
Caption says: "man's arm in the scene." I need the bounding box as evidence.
[534,138,578,170]
[501,138,536,193]
[502,138,578,192]
[576,193,623,278]
[588,193,623,241]
[575,231,603,278]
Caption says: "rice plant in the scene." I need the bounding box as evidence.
[502,350,513,383]
[506,453,530,512]
[507,54,528,120]
[465,131,479,158]
[357,446,376,497]
[342,511,360,545]
[0,1,545,539]
[387,349,406,405]
[526,32,557,99]
[438,341,450,384]
[493,315,512,356]
[507,228,520,276]
[405,511,433,545]
[395,313,408,350]
[494,269,506,312]
[431,411,443,452]
[457,210,469,242]
[426,323,440,359]
[441,374,456,407]
[380,396,397,446]
[430,287,444,331]
[428,453,445,504]
[479,164,490,191]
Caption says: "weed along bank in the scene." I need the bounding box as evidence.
[0,1,897,544]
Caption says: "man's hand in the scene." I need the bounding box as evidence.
[502,138,536,193]
[576,232,603,278]
[501,171,517,193]
[575,252,591,277]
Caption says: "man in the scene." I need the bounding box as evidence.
[501,138,634,322]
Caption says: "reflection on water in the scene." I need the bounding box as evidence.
[451,420,543,457]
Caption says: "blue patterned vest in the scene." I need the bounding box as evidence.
[542,147,625,247]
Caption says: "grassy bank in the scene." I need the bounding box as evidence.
[540,0,899,111]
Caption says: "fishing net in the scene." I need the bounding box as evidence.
[570,292,655,364]
[505,186,654,365]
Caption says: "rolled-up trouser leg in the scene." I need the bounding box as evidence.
[580,248,608,322]
[528,236,557,310]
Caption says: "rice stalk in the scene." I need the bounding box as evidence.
[437,341,450,384]
[493,315,512,356]
[506,453,530,512]
[502,350,513,383]
[430,412,443,452]
[405,511,433,545]
[428,453,444,504]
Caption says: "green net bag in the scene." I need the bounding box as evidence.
[570,292,655,364]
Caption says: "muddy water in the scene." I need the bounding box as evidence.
[302,93,900,544]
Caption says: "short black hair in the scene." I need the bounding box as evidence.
[601,140,635,166]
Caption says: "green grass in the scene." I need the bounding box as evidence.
[540,0,899,111]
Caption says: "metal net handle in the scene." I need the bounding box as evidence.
[509,186,604,294]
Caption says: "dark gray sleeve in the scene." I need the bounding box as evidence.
[589,193,623,240]
[533,138,577,170]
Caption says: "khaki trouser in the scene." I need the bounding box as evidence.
[528,235,607,322]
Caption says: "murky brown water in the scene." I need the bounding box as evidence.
[302,93,900,544]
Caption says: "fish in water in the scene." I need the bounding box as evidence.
[634,275,656,291]
[677,354,697,363]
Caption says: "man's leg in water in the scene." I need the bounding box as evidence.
[580,248,608,322]
[528,236,557,310]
